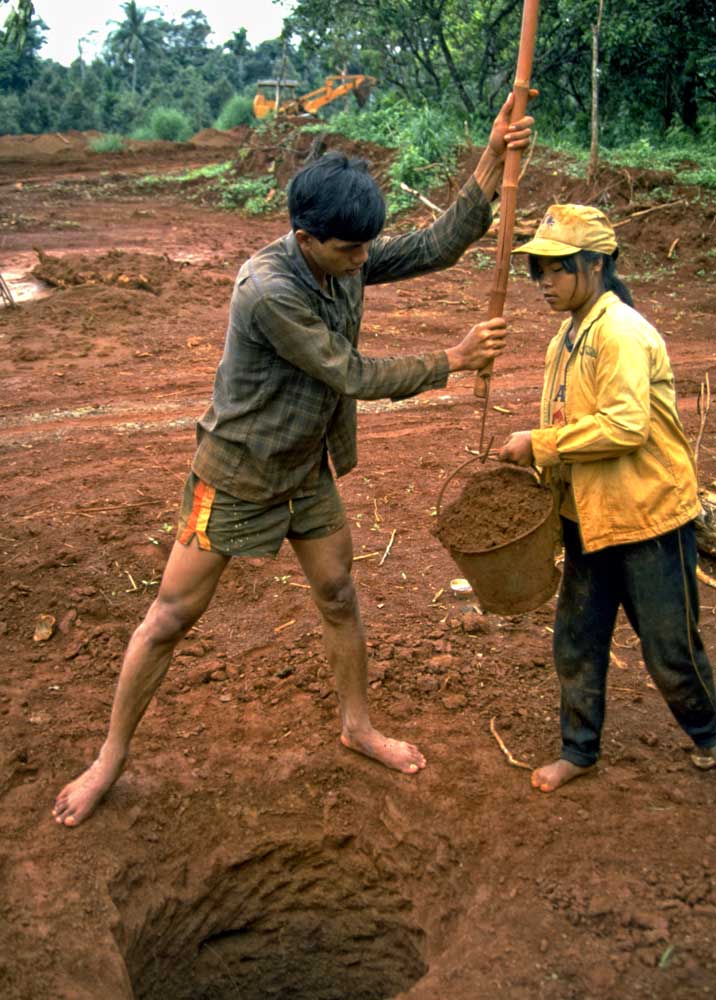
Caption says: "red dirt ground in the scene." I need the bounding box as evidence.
[1,127,716,1000]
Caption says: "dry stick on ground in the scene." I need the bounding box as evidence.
[489,717,532,770]
[697,565,716,589]
[379,529,396,566]
[398,182,444,215]
[0,273,15,307]
[694,373,716,588]
[613,200,686,228]
[695,372,711,472]
[518,131,538,183]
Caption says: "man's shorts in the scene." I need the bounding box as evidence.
[177,466,346,558]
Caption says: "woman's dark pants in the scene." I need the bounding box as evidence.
[554,518,716,767]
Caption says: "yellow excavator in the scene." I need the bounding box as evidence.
[252,74,377,120]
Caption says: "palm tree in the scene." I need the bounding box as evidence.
[107,1,158,94]
[224,28,249,90]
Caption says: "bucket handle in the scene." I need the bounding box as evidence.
[436,455,482,519]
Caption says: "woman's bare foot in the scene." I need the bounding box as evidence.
[340,727,426,774]
[531,758,593,793]
[52,746,127,827]
[691,746,716,770]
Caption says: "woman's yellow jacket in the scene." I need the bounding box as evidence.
[530,291,701,553]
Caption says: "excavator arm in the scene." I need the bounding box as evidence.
[253,75,376,120]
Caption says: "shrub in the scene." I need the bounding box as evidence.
[314,97,463,216]
[89,133,125,153]
[146,106,193,142]
[215,94,255,130]
[219,174,280,213]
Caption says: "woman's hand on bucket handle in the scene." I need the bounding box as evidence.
[498,430,534,466]
[446,316,507,372]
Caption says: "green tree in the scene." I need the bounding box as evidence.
[106,1,160,93]
[58,86,97,130]
[207,75,235,118]
[165,9,211,67]
[0,91,21,132]
[0,0,34,49]
[224,28,249,89]
[0,9,44,90]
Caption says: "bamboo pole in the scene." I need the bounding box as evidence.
[475,0,541,453]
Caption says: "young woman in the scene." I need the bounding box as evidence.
[498,204,716,792]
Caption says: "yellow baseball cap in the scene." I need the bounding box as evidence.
[513,204,618,256]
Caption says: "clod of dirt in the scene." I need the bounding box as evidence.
[434,465,553,552]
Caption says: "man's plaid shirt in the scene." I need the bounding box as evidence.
[192,175,491,502]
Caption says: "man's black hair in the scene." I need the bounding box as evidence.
[288,151,386,243]
[528,249,634,307]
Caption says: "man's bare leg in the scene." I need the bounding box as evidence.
[291,526,425,774]
[531,758,594,793]
[53,539,228,827]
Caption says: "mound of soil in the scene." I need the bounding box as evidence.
[32,248,174,294]
[435,465,553,551]
[189,126,252,148]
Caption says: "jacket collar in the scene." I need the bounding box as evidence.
[556,290,619,350]
[284,231,335,301]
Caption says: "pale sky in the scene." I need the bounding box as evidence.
[3,1,295,65]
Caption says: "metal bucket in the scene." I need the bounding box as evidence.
[435,460,561,615]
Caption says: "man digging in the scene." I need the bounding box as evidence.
[53,97,533,827]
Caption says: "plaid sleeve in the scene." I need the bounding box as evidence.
[253,289,449,401]
[365,175,492,284]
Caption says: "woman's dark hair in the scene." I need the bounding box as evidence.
[528,249,633,307]
[288,151,386,243]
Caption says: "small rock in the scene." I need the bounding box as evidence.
[33,614,56,643]
[210,668,227,682]
[462,611,489,634]
[417,676,439,693]
[370,661,390,681]
[442,693,467,711]
[58,609,78,634]
[667,787,686,804]
[276,665,294,679]
[175,642,204,658]
[428,654,454,673]
[64,639,88,660]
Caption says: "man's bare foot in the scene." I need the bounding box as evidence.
[531,758,593,793]
[52,746,126,827]
[340,727,426,774]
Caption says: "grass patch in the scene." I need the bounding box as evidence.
[218,174,281,213]
[131,166,283,214]
[88,133,125,153]
[540,130,716,190]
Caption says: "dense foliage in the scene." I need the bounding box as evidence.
[0,0,715,152]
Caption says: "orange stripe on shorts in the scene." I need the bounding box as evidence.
[178,479,216,551]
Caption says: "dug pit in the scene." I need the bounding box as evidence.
[111,835,435,1000]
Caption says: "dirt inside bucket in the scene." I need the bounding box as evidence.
[435,465,553,552]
